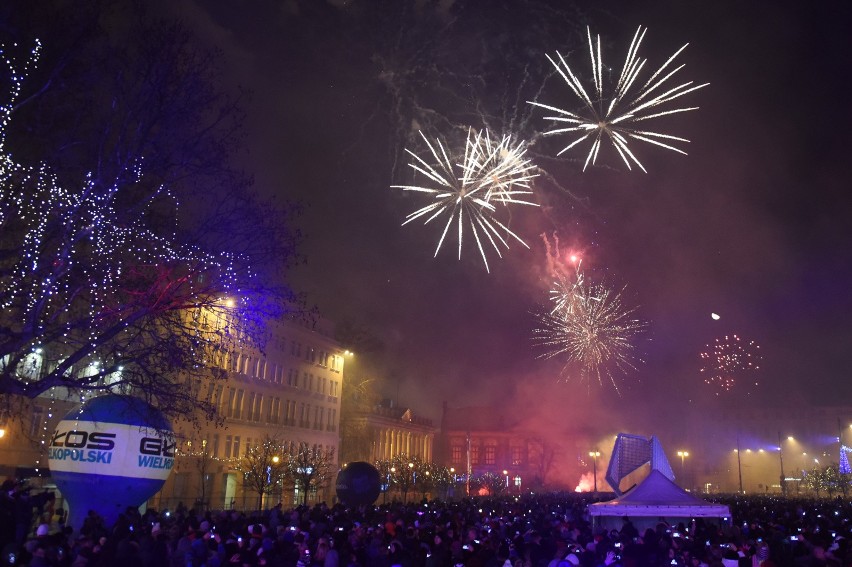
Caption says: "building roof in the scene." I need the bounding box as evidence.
[588,470,731,518]
[441,404,521,432]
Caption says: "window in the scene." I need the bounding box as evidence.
[451,446,462,464]
[247,392,255,420]
[512,446,524,466]
[470,445,480,465]
[214,385,224,413]
[233,436,241,458]
[224,435,233,458]
[212,434,219,458]
[226,389,236,418]
[271,397,281,423]
[484,445,496,465]
[254,394,263,421]
[29,406,44,437]
[234,389,244,419]
[287,400,296,425]
[331,380,338,397]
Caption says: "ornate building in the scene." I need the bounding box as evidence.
[0,315,348,511]
[339,399,436,465]
[436,403,573,493]
[160,316,347,510]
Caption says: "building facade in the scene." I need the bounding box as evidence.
[0,315,347,512]
[437,403,571,493]
[339,399,436,466]
[159,316,347,510]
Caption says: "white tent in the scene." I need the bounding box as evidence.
[588,470,731,531]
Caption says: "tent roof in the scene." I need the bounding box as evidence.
[588,470,730,518]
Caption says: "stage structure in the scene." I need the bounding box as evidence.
[590,433,731,531]
[605,433,675,496]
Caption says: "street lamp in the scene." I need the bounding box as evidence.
[734,448,743,494]
[503,469,509,489]
[589,451,601,494]
[778,433,789,497]
[676,451,689,489]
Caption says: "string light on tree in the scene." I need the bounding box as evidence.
[1,39,268,421]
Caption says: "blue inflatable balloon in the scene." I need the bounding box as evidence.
[48,395,174,530]
[336,462,381,506]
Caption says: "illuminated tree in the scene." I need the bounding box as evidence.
[803,466,830,498]
[374,458,394,502]
[390,453,420,503]
[0,7,299,422]
[416,461,437,500]
[472,472,507,497]
[282,444,336,506]
[430,465,458,501]
[239,435,287,510]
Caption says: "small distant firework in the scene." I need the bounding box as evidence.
[699,335,762,395]
[528,26,708,172]
[533,270,646,393]
[392,129,538,272]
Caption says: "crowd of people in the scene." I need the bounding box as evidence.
[3,481,852,567]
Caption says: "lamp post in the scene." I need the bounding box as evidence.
[778,432,788,497]
[503,469,509,491]
[589,451,600,494]
[735,432,744,494]
[676,451,689,488]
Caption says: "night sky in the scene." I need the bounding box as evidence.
[145,1,852,425]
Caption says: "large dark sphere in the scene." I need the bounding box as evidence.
[336,461,381,506]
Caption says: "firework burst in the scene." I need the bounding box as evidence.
[533,270,646,393]
[392,129,538,272]
[528,26,708,172]
[700,334,762,396]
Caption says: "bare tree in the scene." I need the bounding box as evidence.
[472,472,507,497]
[239,435,287,511]
[390,453,420,503]
[528,437,559,488]
[374,458,394,503]
[282,444,336,506]
[0,7,300,422]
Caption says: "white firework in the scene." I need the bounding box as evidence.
[529,26,708,172]
[392,129,538,272]
[534,275,646,394]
